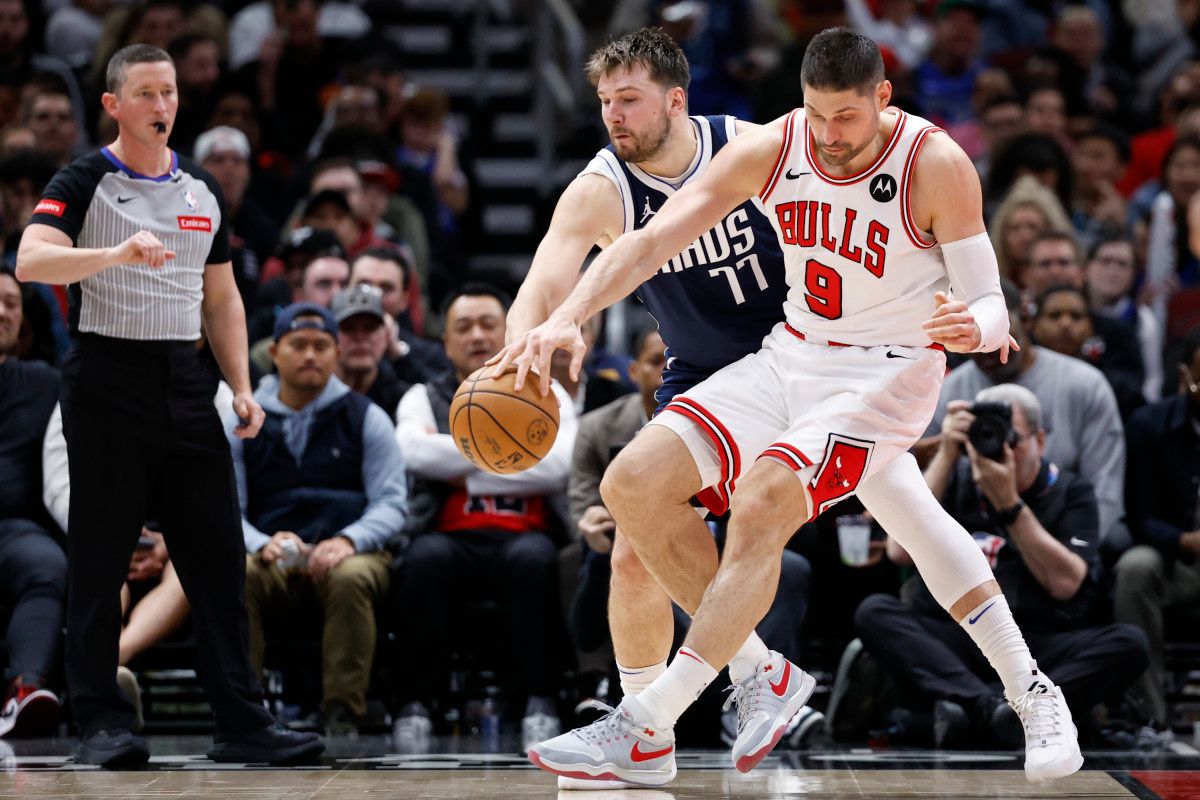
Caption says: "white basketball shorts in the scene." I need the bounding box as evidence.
[648,322,946,520]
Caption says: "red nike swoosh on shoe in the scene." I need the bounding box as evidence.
[769,661,791,696]
[630,741,674,762]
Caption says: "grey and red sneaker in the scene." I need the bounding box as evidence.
[724,651,816,772]
[528,698,676,788]
[0,677,60,738]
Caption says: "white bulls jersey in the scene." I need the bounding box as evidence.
[759,108,951,348]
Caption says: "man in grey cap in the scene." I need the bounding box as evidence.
[333,283,412,417]
[195,125,279,265]
[233,301,407,738]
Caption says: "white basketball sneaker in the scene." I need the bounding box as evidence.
[724,651,816,772]
[1008,662,1084,783]
[528,698,676,788]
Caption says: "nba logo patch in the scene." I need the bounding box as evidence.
[183,189,198,212]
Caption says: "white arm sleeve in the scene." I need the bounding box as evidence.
[940,231,1009,353]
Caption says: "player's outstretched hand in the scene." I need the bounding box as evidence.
[922,291,1019,363]
[114,230,177,269]
[486,311,586,396]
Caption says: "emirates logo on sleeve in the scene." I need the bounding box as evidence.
[35,199,65,217]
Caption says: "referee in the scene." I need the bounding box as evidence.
[15,45,323,767]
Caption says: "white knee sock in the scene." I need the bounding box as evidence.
[959,595,1039,701]
[727,633,771,683]
[634,647,718,731]
[616,658,667,698]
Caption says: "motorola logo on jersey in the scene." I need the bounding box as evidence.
[869,174,897,203]
[773,201,889,277]
[657,207,756,274]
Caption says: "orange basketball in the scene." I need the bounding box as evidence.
[449,367,560,474]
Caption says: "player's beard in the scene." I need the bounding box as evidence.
[816,135,874,168]
[611,113,672,164]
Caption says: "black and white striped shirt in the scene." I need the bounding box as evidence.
[29,147,231,340]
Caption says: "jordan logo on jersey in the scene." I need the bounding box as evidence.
[640,196,657,224]
[869,174,897,202]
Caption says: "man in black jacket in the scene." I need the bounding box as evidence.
[1113,326,1200,727]
[0,267,64,738]
[855,382,1148,746]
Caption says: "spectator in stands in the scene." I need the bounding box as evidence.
[0,151,57,258]
[356,160,432,292]
[1072,124,1131,247]
[44,0,110,67]
[0,267,64,737]
[1022,229,1084,298]
[1030,284,1145,419]
[167,33,222,155]
[205,88,291,226]
[22,89,81,168]
[988,175,1073,281]
[396,88,469,239]
[233,303,406,737]
[349,248,448,383]
[912,0,986,132]
[391,284,576,753]
[0,0,87,137]
[1113,327,1200,728]
[1024,87,1069,149]
[250,252,349,373]
[1049,5,1131,120]
[1145,137,1200,340]
[922,280,1129,554]
[856,385,1148,746]
[973,95,1025,185]
[0,123,35,156]
[194,126,277,281]
[844,0,932,71]
[550,316,631,417]
[986,133,1074,218]
[332,284,411,418]
[1086,233,1165,401]
[300,190,362,260]
[227,0,370,71]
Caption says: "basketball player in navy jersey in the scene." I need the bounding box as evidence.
[500,27,1081,787]
[505,28,805,788]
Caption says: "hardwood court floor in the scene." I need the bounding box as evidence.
[0,736,1196,800]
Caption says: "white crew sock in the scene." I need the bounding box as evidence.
[634,647,718,731]
[616,658,667,698]
[959,595,1040,700]
[727,632,771,684]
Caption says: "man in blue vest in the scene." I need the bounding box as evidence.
[229,302,407,737]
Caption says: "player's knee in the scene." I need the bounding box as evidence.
[610,536,655,589]
[727,467,807,534]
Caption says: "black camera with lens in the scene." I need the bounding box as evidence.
[967,400,1018,461]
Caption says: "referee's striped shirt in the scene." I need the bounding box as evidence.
[28,146,231,341]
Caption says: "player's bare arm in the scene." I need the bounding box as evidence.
[16,224,177,285]
[913,132,1016,360]
[506,173,624,343]
[492,116,787,394]
[202,262,263,438]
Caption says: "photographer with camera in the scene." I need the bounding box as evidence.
[854,384,1148,747]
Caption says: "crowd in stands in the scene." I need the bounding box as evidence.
[1,0,1199,754]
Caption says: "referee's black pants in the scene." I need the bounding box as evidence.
[60,335,272,737]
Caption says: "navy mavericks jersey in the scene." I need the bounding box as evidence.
[579,115,788,371]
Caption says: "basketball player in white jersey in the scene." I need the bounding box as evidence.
[496,27,1083,786]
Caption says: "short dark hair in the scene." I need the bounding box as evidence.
[1032,283,1088,317]
[353,246,412,290]
[584,27,690,92]
[106,44,173,94]
[1085,228,1133,262]
[440,282,512,320]
[1075,121,1131,163]
[801,27,884,94]
[1029,228,1081,262]
[1181,325,1200,369]
[633,327,662,359]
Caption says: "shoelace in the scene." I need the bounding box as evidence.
[721,670,768,736]
[577,703,629,744]
[1011,689,1062,742]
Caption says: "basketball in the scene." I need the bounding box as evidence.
[449,367,560,474]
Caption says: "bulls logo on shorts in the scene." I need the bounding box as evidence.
[809,433,875,516]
